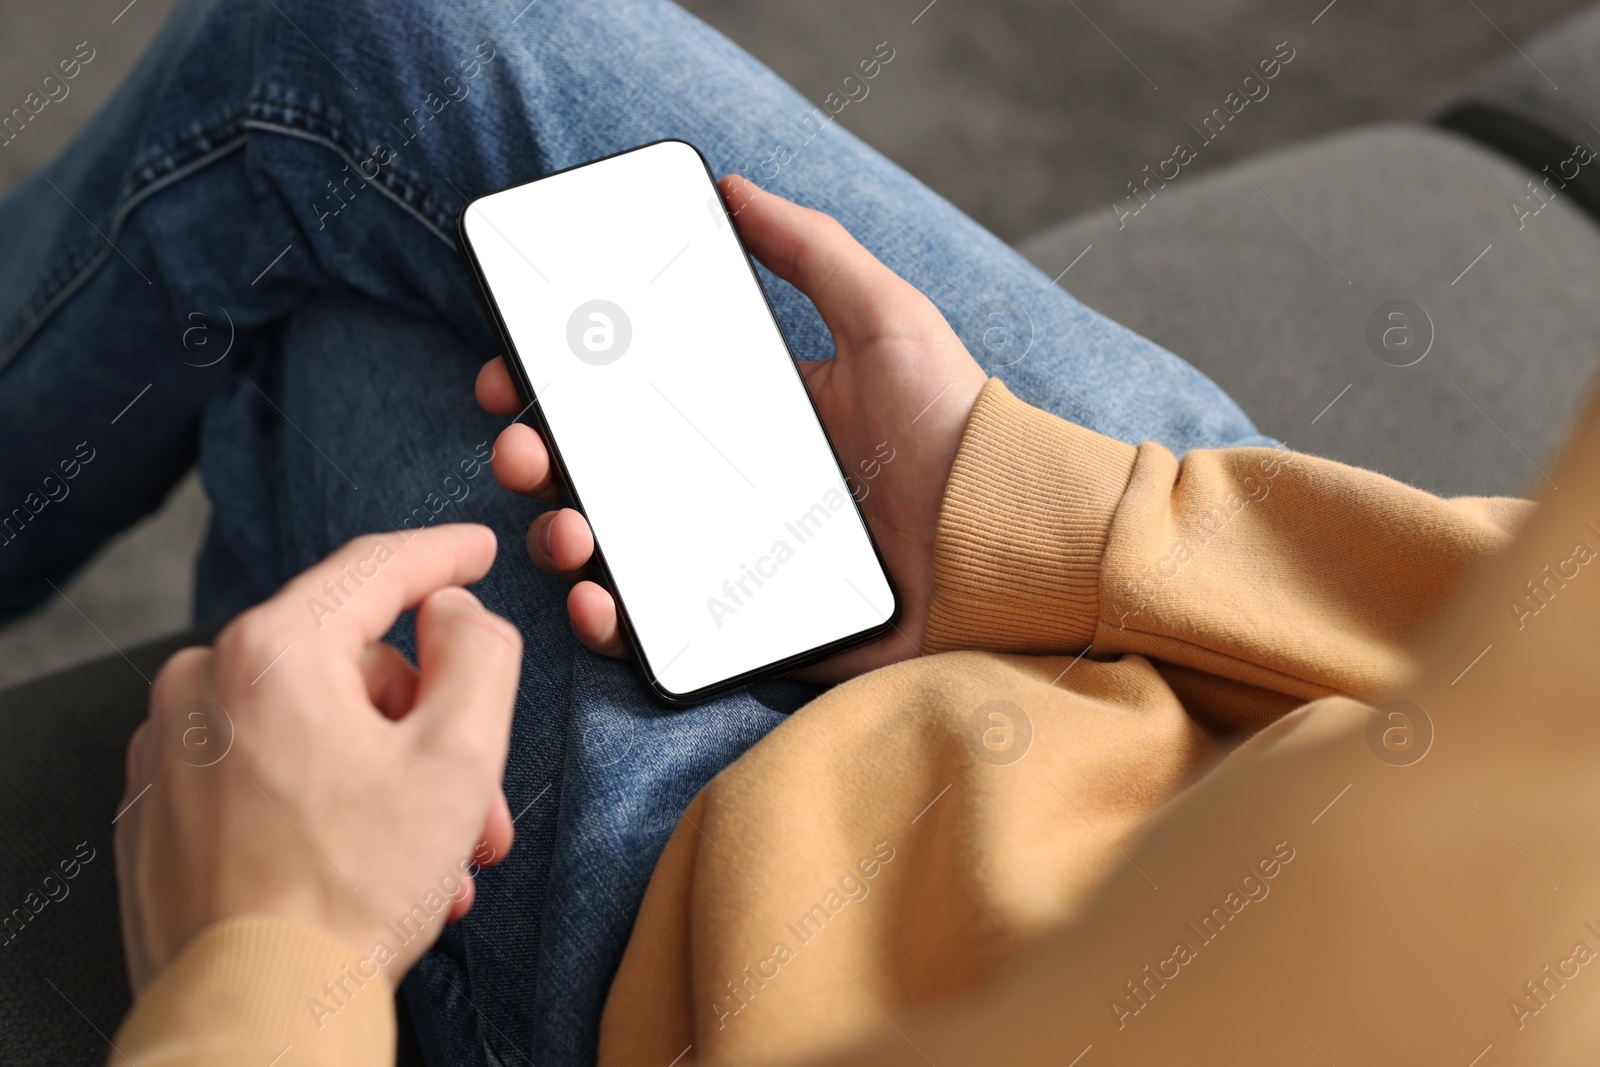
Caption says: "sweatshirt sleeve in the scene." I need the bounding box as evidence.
[111,915,394,1067]
[924,379,1531,706]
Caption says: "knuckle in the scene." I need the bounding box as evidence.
[446,723,498,765]
[447,598,522,668]
[211,609,285,691]
[473,607,522,657]
[150,646,210,709]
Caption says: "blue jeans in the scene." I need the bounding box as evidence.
[0,0,1269,1063]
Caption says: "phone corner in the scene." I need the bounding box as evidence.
[652,137,715,176]
[882,580,904,634]
[655,135,704,155]
[453,198,478,253]
[640,671,700,708]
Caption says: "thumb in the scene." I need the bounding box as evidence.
[721,175,932,348]
[408,586,522,775]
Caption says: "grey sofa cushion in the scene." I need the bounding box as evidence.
[1017,124,1600,498]
[1439,5,1600,224]
[0,628,208,1066]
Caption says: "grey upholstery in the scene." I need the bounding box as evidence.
[1439,5,1600,224]
[0,629,211,1066]
[1017,124,1600,498]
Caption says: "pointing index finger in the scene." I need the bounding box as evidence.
[276,524,500,652]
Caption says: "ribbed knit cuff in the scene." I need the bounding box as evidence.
[115,915,396,1067]
[925,379,1137,653]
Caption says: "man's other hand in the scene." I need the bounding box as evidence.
[115,524,522,994]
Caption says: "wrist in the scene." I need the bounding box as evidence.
[118,915,398,1062]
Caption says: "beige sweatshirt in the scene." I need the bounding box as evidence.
[117,378,1594,1066]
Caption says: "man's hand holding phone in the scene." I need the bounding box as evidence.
[475,176,987,683]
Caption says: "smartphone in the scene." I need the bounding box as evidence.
[457,140,898,704]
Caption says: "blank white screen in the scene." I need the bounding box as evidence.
[462,141,895,698]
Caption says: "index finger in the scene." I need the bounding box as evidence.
[476,357,525,416]
[270,523,500,652]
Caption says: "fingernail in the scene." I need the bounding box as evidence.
[540,514,555,557]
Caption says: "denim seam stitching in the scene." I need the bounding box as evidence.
[123,101,255,194]
[2,99,457,372]
[237,118,458,247]
[127,97,456,243]
[0,99,260,365]
[0,132,253,371]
